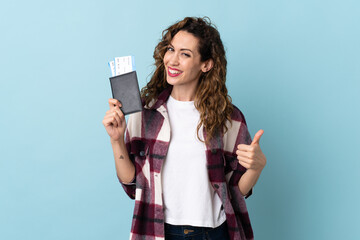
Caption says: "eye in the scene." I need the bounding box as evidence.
[182,53,191,57]
[166,46,174,52]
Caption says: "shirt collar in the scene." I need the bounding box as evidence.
[144,85,173,110]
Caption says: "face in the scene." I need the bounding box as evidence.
[163,31,212,89]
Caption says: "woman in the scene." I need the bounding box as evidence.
[102,17,266,240]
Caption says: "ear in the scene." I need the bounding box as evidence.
[201,58,214,73]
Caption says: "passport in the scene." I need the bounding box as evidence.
[108,56,142,115]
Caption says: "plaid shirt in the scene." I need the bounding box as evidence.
[121,86,254,240]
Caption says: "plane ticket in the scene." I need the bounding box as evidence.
[108,56,136,77]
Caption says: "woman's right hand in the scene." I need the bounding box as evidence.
[102,98,126,142]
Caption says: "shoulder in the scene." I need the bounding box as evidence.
[222,104,250,149]
[230,104,248,126]
[223,105,246,138]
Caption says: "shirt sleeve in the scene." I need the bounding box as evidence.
[119,115,136,200]
[230,108,253,199]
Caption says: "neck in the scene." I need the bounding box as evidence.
[170,82,198,101]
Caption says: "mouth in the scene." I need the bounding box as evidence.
[167,66,183,77]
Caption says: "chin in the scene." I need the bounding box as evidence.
[166,76,179,86]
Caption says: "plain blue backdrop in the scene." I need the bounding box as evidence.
[1,0,359,239]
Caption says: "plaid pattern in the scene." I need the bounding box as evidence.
[121,86,254,240]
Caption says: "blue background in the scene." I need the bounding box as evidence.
[1,0,359,239]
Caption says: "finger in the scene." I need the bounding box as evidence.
[103,115,117,127]
[238,160,250,169]
[237,155,252,164]
[105,111,120,128]
[102,117,111,126]
[251,129,264,145]
[108,98,122,110]
[104,107,123,124]
[113,111,122,128]
[237,144,253,152]
[113,106,126,126]
[114,105,125,119]
[105,106,121,117]
[111,106,124,127]
[104,109,118,119]
[236,150,255,159]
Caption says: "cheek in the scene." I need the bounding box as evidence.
[163,53,170,65]
[188,64,202,76]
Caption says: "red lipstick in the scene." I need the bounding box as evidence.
[168,66,183,77]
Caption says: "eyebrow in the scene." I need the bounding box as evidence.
[169,44,193,53]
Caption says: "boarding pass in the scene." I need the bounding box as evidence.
[108,56,136,77]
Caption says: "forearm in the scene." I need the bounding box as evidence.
[110,138,135,184]
[238,168,262,196]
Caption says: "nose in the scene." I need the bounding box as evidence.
[168,52,179,66]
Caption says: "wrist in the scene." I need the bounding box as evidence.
[248,168,263,176]
[110,137,124,144]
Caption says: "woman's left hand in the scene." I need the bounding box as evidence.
[236,130,267,172]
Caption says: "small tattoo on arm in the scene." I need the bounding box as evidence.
[120,155,124,159]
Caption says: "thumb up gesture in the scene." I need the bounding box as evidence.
[236,130,267,171]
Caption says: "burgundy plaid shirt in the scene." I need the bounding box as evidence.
[121,86,254,240]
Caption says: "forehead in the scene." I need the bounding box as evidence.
[171,31,200,52]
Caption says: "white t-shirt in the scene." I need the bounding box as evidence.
[161,95,226,228]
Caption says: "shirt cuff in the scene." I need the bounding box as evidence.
[245,188,253,199]
[120,175,136,185]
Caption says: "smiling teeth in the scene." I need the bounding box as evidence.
[169,69,181,74]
